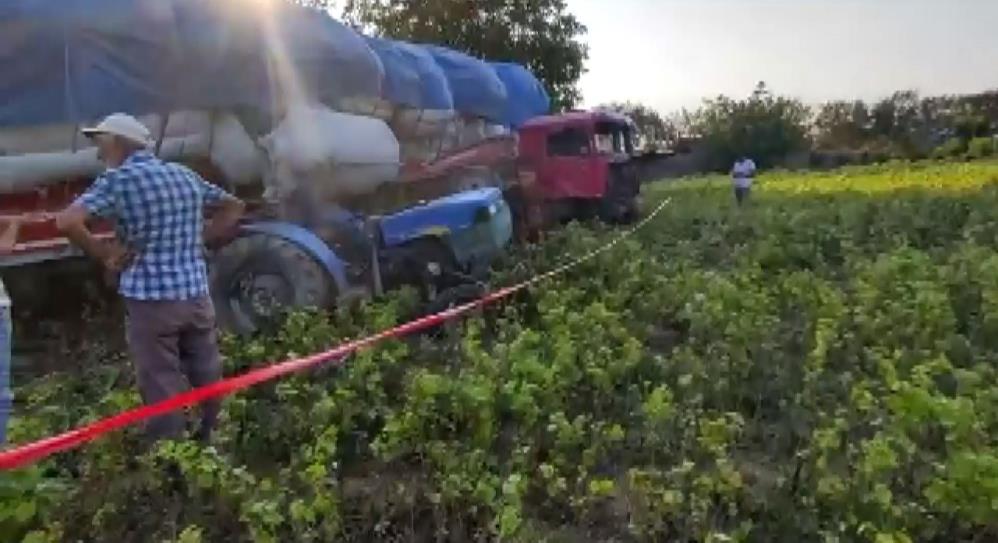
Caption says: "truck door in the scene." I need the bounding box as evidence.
[542,126,603,199]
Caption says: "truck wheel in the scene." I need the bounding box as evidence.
[575,199,601,222]
[210,234,335,336]
[614,196,640,224]
[600,185,640,224]
[619,196,640,224]
[600,166,641,224]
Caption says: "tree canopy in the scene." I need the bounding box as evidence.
[690,82,811,170]
[342,0,589,111]
[810,90,998,160]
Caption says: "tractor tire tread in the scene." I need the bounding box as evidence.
[210,233,335,336]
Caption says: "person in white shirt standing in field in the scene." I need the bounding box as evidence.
[731,156,757,206]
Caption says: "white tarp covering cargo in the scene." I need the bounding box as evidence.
[0,111,264,193]
[338,96,395,122]
[209,115,267,184]
[0,111,208,155]
[259,103,400,201]
[394,109,455,139]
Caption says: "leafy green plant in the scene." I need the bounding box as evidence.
[6,160,998,541]
[966,136,996,159]
[932,137,967,159]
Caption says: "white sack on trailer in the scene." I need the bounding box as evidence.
[0,111,264,193]
[258,102,400,200]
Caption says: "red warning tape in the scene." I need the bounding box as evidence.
[0,199,668,471]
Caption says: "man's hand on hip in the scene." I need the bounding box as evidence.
[104,243,134,273]
[204,197,246,249]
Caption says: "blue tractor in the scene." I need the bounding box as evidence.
[209,187,512,335]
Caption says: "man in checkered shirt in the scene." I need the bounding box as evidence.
[56,113,245,443]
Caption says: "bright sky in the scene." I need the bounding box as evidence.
[570,0,998,113]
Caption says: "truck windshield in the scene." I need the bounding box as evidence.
[594,122,633,155]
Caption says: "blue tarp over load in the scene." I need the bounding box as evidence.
[0,0,384,127]
[0,0,185,126]
[423,45,506,122]
[380,40,455,139]
[257,2,383,108]
[0,0,550,133]
[490,62,550,129]
[0,2,73,126]
[173,0,384,124]
[173,0,384,115]
[364,36,422,109]
[393,41,454,111]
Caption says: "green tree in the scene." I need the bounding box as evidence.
[953,110,991,141]
[342,0,589,110]
[870,90,920,139]
[812,90,998,160]
[813,100,870,150]
[691,82,810,170]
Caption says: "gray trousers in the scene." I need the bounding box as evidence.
[125,297,222,442]
[734,185,751,205]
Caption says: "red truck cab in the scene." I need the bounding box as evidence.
[514,111,640,236]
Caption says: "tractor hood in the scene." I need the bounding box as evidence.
[378,187,506,247]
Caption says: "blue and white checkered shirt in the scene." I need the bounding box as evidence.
[74,151,233,301]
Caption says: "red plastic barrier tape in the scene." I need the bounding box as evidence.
[0,199,668,471]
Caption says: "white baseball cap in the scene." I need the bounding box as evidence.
[81,113,152,147]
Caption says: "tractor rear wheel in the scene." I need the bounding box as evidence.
[210,234,335,336]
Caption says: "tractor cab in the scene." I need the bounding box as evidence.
[515,111,640,230]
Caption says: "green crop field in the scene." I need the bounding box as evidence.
[6,161,998,542]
